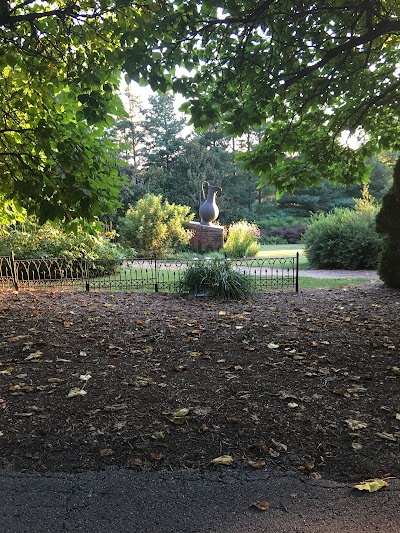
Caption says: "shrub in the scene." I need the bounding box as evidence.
[302,208,382,269]
[257,213,309,230]
[259,235,288,245]
[0,222,131,277]
[119,194,194,257]
[0,223,128,261]
[223,221,260,258]
[376,158,400,288]
[260,226,306,244]
[179,259,254,299]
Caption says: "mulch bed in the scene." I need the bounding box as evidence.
[0,284,399,483]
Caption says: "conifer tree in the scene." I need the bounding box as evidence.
[376,159,400,288]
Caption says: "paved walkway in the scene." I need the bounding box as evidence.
[299,269,379,279]
[1,467,399,532]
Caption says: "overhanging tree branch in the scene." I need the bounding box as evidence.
[284,19,400,88]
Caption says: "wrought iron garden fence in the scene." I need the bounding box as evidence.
[0,254,299,293]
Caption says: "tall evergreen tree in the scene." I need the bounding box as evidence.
[141,94,186,172]
[376,159,400,288]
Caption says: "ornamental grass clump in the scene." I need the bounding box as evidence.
[179,259,254,300]
[223,221,261,258]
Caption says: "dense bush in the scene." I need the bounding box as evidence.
[257,212,309,230]
[302,208,382,269]
[223,221,260,258]
[179,259,254,299]
[376,158,400,288]
[260,226,306,244]
[0,222,128,261]
[0,222,132,278]
[259,235,288,245]
[119,194,194,257]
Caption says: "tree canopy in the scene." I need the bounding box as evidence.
[2,0,400,223]
[123,0,400,192]
[0,0,136,223]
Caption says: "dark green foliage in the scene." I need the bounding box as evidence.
[303,209,382,270]
[179,259,254,300]
[141,94,186,171]
[127,1,400,192]
[259,235,288,245]
[376,157,400,288]
[260,227,305,244]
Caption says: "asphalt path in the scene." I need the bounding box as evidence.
[1,467,399,532]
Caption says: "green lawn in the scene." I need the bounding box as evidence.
[257,244,309,268]
[82,248,377,292]
[297,277,373,289]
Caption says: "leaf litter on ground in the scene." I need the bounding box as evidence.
[0,286,399,483]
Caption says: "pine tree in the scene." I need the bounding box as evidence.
[141,94,186,171]
[376,157,400,288]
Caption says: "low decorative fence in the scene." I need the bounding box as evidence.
[0,253,299,293]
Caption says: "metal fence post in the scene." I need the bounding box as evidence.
[10,251,19,291]
[295,252,299,293]
[81,253,89,292]
[154,256,158,292]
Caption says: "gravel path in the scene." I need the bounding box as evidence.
[299,269,380,279]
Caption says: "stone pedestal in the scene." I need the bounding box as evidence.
[188,222,224,252]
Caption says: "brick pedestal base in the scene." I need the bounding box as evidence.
[188,222,224,252]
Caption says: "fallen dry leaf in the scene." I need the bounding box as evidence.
[9,384,33,393]
[79,373,92,382]
[267,342,280,349]
[248,459,267,469]
[376,432,396,442]
[271,439,288,452]
[212,455,234,466]
[24,351,43,361]
[166,416,187,425]
[67,387,87,398]
[172,407,190,418]
[149,451,163,462]
[353,479,388,492]
[174,365,187,372]
[250,501,270,511]
[131,458,142,469]
[99,448,113,457]
[346,419,368,430]
[47,377,64,383]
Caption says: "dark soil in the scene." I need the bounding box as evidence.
[0,284,399,483]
